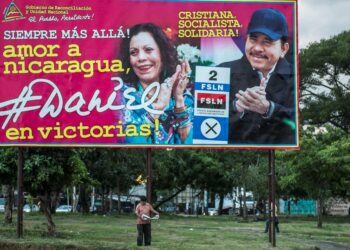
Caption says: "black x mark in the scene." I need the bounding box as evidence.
[205,122,218,135]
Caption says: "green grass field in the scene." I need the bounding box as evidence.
[0,213,349,250]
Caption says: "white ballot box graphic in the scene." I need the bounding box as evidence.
[193,66,230,144]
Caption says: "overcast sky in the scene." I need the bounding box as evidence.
[298,0,350,49]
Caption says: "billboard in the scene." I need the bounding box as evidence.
[0,0,299,149]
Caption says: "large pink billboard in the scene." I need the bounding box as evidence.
[0,0,299,149]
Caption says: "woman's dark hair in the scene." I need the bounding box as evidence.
[119,23,178,88]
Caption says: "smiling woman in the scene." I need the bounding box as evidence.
[118,23,194,144]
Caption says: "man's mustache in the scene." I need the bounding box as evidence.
[250,52,268,59]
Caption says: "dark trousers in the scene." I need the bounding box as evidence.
[137,224,151,246]
[264,218,279,233]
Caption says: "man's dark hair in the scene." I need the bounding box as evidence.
[281,37,289,45]
[140,196,147,202]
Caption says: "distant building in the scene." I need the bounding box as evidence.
[325,198,350,216]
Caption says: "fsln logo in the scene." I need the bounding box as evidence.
[197,93,226,110]
[3,0,25,22]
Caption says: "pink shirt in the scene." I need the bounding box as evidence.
[135,202,157,224]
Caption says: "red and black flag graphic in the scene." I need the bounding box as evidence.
[197,93,226,110]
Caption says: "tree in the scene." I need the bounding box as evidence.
[152,149,201,209]
[243,151,269,216]
[73,148,100,214]
[300,31,350,133]
[23,148,87,235]
[153,149,268,217]
[227,150,268,218]
[68,148,96,213]
[90,148,145,214]
[192,150,230,215]
[291,30,350,227]
[278,127,350,228]
[0,147,17,224]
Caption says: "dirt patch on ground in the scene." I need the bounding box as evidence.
[314,241,350,250]
[0,242,87,250]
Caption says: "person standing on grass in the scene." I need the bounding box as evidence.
[135,196,159,246]
[264,204,279,233]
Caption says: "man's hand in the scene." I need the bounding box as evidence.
[235,86,269,114]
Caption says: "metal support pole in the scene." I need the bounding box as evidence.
[268,151,272,243]
[146,149,152,203]
[17,148,24,238]
[270,150,276,247]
